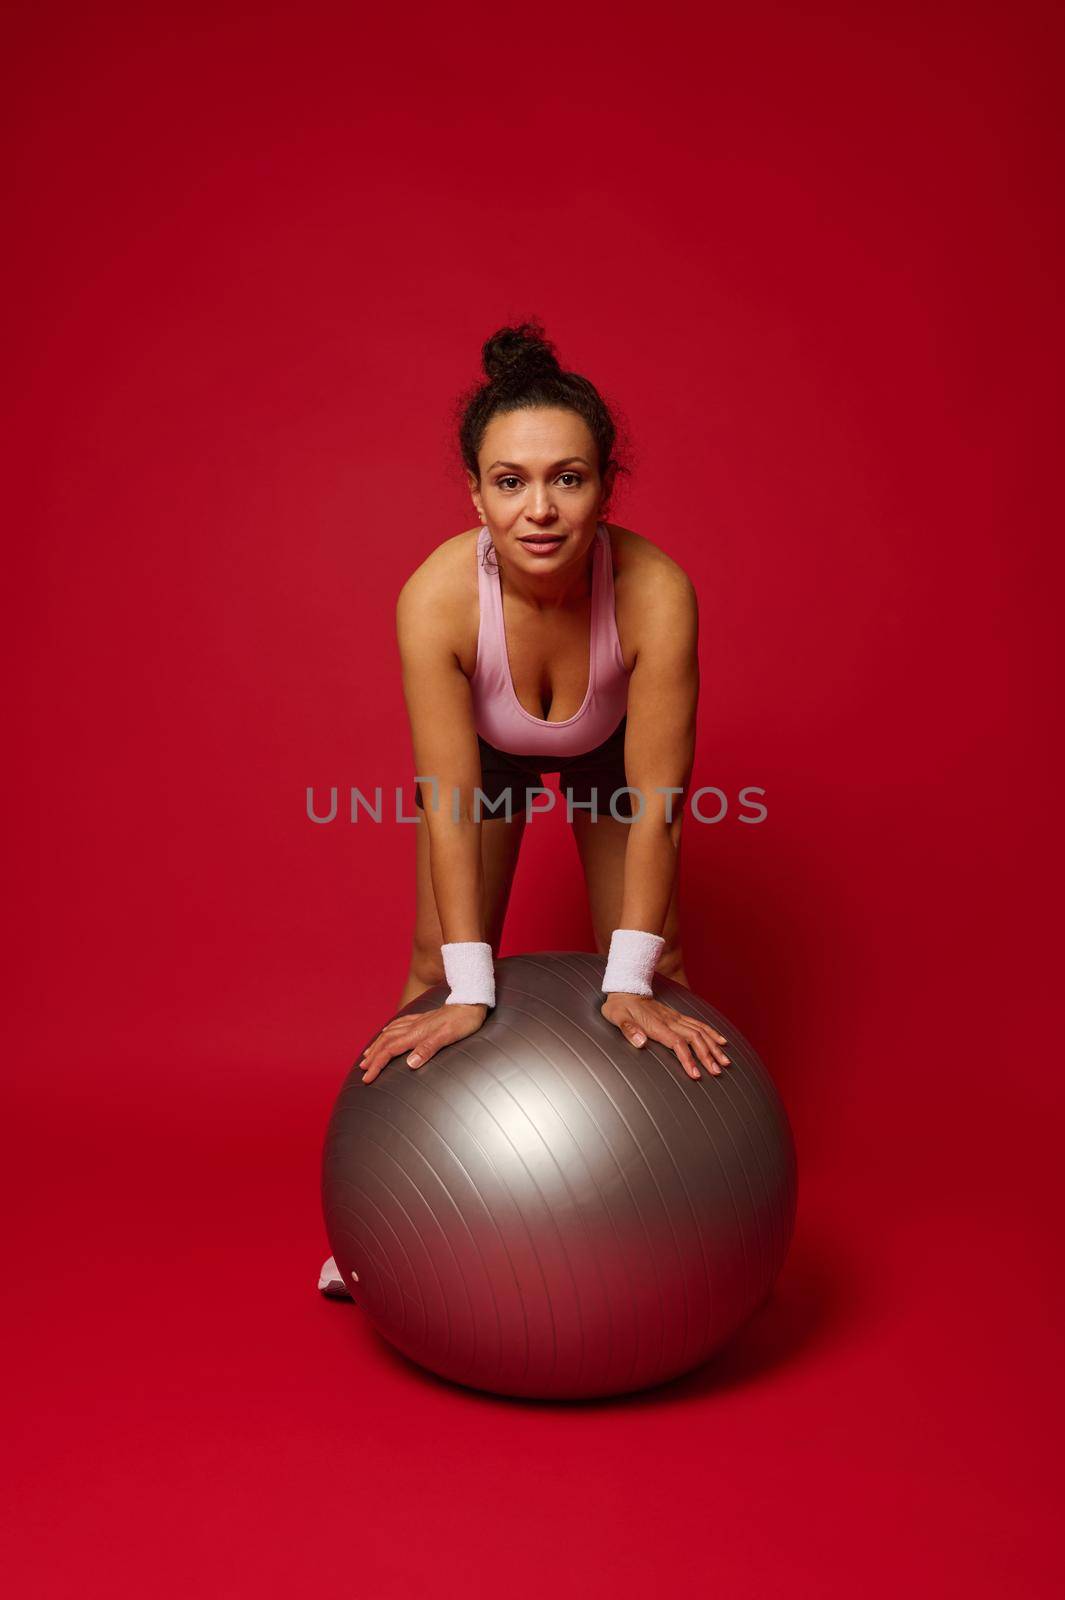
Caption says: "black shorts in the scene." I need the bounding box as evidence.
[414,715,634,820]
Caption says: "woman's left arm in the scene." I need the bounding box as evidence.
[617,561,699,931]
[604,560,731,1079]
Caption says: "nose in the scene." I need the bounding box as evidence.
[526,497,558,524]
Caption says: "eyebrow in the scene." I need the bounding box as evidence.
[486,457,591,472]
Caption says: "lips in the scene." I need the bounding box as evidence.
[519,534,564,549]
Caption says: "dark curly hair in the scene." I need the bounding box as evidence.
[454,321,632,569]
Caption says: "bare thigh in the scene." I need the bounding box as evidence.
[568,810,684,961]
[410,810,528,984]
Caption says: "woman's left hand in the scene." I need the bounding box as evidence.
[600,993,731,1080]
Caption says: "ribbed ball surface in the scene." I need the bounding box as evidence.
[322,952,797,1400]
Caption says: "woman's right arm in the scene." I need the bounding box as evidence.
[396,568,486,943]
[356,567,490,1084]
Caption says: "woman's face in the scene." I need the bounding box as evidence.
[470,406,613,570]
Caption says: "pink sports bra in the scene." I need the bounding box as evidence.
[469,521,632,758]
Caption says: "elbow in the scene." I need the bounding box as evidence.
[417,777,486,829]
[626,776,690,830]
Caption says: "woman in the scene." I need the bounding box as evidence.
[318,322,730,1297]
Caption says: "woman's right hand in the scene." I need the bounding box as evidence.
[357,1002,489,1084]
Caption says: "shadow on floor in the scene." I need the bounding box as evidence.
[328,1222,864,1411]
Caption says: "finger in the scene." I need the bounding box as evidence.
[689,1030,723,1076]
[680,1019,730,1068]
[690,1024,729,1070]
[358,1031,392,1068]
[369,1016,407,1045]
[671,1035,701,1080]
[621,1021,648,1047]
[361,1036,409,1081]
[368,1023,421,1060]
[409,1031,449,1068]
[665,1020,720,1076]
[676,1013,729,1050]
[674,1043,700,1081]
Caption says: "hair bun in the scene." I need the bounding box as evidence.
[482,321,561,385]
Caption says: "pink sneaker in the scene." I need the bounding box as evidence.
[317,1254,354,1299]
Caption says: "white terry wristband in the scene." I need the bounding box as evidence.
[441,941,496,1007]
[600,928,666,997]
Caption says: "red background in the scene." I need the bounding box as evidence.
[6,2,1062,1594]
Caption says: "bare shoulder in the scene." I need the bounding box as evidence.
[397,525,479,608]
[606,522,696,599]
[395,527,480,660]
[605,522,698,661]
